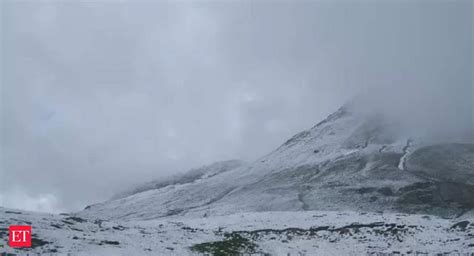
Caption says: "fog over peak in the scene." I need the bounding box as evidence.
[0,0,472,212]
[354,79,473,143]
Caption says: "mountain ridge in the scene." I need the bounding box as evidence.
[78,104,474,220]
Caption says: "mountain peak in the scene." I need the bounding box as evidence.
[79,104,473,221]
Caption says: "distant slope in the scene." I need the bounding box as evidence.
[399,143,474,214]
[78,105,474,220]
[110,160,245,201]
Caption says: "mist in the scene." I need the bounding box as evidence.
[0,0,472,213]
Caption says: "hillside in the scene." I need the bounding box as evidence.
[79,105,474,220]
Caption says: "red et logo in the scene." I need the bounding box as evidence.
[9,225,31,247]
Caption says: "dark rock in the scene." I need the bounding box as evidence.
[31,237,50,248]
[5,211,22,215]
[450,221,470,231]
[356,187,377,194]
[377,187,395,196]
[369,196,378,202]
[50,224,63,229]
[112,225,126,231]
[64,216,87,223]
[99,240,120,245]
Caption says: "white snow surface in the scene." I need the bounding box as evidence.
[1,207,473,255]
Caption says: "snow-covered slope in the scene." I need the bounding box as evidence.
[109,160,245,201]
[2,104,473,255]
[79,105,474,220]
[2,207,474,255]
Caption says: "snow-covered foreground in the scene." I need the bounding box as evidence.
[1,207,474,255]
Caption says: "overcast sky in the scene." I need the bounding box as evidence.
[1,0,472,213]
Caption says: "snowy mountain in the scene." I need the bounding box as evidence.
[79,105,474,220]
[1,104,473,255]
[109,160,245,201]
